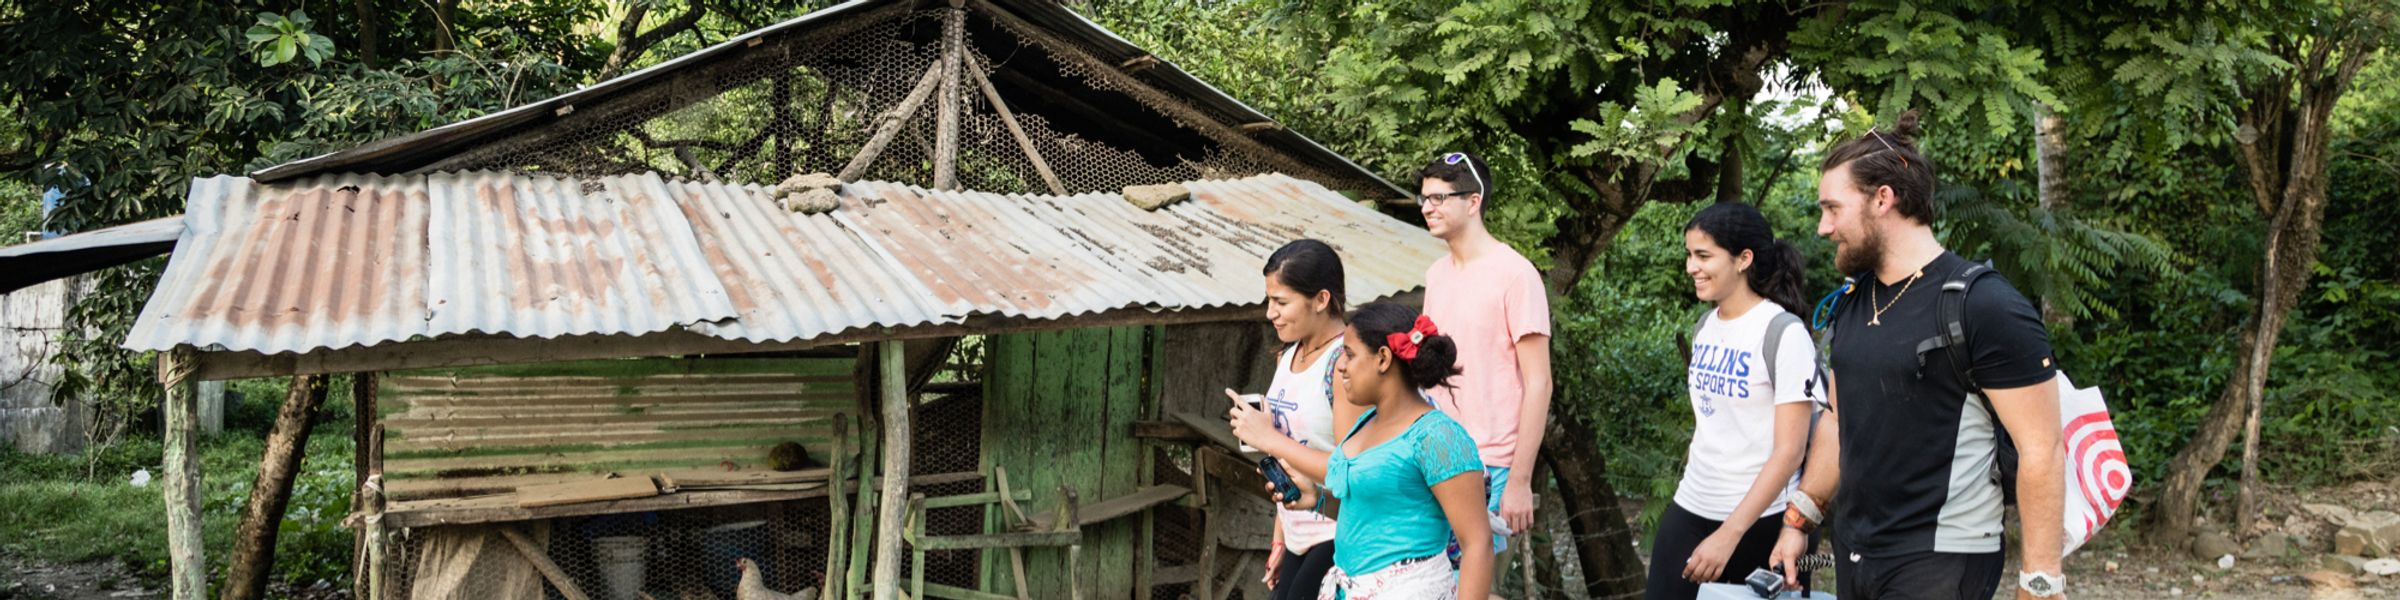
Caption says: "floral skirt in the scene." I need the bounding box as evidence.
[1316,556,1455,600]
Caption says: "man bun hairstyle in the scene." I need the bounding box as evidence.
[1263,239,1348,316]
[1818,110,1936,223]
[1418,151,1494,208]
[1351,302,1461,390]
[1685,202,1810,314]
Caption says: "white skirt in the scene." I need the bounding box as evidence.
[1317,556,1456,600]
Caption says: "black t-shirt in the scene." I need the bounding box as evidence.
[1828,252,2055,558]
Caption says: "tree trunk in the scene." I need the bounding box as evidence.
[2149,34,2370,549]
[351,0,380,68]
[1547,413,1645,599]
[431,0,460,54]
[223,375,333,600]
[1541,206,1636,296]
[2034,104,2073,327]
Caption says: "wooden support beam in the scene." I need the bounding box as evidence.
[159,347,206,600]
[500,527,593,600]
[965,57,1068,196]
[1237,121,1281,133]
[1118,55,1161,71]
[871,341,911,600]
[350,372,378,600]
[839,60,945,182]
[932,1,965,190]
[824,414,851,600]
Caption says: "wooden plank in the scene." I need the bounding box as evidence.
[498,527,592,600]
[383,487,831,528]
[655,467,830,487]
[913,530,1082,551]
[1022,485,1188,531]
[383,408,838,429]
[386,425,832,453]
[1093,327,1146,599]
[1130,421,1205,442]
[918,581,1017,600]
[1170,411,1245,456]
[514,476,658,508]
[1197,447,1273,504]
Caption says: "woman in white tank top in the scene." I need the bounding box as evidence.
[1249,239,1355,600]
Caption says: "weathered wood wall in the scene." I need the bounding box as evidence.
[979,326,1149,597]
[378,357,856,501]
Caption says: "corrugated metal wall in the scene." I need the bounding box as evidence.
[379,356,856,501]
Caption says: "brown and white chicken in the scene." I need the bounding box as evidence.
[734,557,817,600]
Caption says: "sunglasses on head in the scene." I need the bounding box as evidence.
[1433,152,1487,205]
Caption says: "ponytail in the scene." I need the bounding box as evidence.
[1756,240,1809,317]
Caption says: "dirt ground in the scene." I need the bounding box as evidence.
[10,481,2397,599]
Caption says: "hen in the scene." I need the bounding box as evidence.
[734,557,817,600]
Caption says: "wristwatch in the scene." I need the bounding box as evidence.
[2018,571,2064,597]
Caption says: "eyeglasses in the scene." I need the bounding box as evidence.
[1418,191,1475,206]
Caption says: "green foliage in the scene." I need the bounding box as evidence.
[245,11,337,67]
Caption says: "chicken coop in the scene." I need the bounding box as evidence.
[63,0,1457,599]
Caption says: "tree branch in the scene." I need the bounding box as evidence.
[599,1,710,81]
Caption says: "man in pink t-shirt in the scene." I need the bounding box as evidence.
[1416,151,1554,552]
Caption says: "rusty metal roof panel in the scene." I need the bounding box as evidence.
[422,172,736,341]
[127,172,1442,355]
[661,176,959,343]
[127,174,434,353]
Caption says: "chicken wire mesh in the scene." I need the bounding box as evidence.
[421,7,1380,196]
[380,499,826,600]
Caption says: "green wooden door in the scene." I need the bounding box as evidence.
[980,326,1150,597]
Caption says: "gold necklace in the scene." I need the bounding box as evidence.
[1869,270,1924,326]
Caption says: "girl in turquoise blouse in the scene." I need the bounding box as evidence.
[1231,302,1495,599]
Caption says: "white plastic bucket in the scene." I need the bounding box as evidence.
[592,535,648,600]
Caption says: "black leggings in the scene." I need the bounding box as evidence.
[1269,542,1337,600]
[1643,502,1784,600]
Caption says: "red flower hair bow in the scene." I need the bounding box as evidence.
[1385,315,1440,360]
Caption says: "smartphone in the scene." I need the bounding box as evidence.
[1257,456,1301,503]
[1229,390,1268,453]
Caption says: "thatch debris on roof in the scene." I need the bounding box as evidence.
[776,172,845,214]
[1123,183,1189,211]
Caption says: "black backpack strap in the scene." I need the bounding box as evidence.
[1914,260,1997,393]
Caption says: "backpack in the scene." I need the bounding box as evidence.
[1825,260,2131,556]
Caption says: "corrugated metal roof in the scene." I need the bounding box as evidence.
[0,216,182,295]
[126,172,1444,355]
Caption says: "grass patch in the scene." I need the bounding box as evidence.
[0,376,361,590]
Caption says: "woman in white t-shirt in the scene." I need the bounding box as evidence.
[1646,202,1819,599]
[1247,239,1357,600]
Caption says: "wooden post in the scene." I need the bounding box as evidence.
[931,0,966,190]
[838,61,945,182]
[1193,447,1215,600]
[159,347,207,600]
[965,58,1068,196]
[224,374,333,600]
[825,414,851,600]
[871,341,912,600]
[351,372,378,600]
